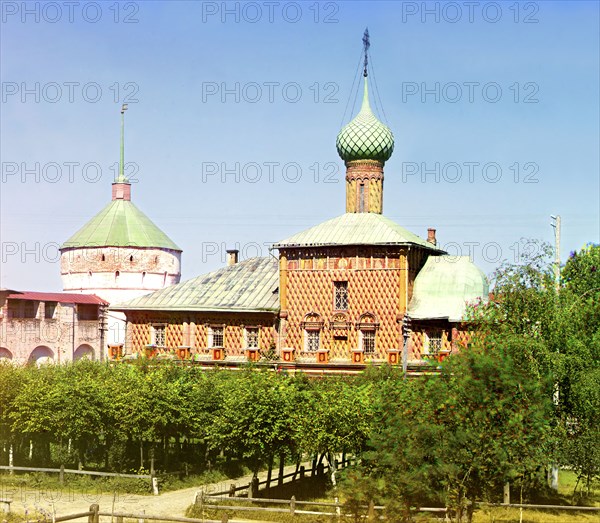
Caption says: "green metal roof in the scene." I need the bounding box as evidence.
[273,213,444,251]
[336,77,394,163]
[61,200,181,251]
[112,257,279,313]
[408,255,489,322]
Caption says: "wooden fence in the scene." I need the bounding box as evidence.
[0,464,156,494]
[16,501,600,523]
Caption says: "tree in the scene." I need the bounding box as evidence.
[207,370,298,481]
[556,243,600,495]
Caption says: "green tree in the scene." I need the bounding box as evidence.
[208,370,298,481]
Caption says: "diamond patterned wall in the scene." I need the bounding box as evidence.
[282,246,410,361]
[125,311,277,358]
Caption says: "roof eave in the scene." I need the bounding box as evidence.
[273,241,446,254]
[111,306,280,314]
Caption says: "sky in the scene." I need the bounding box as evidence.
[1,0,599,291]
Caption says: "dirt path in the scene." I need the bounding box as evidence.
[5,463,309,520]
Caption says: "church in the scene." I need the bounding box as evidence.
[104,40,489,372]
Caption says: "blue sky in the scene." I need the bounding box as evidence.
[1,0,599,291]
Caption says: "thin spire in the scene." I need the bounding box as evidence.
[118,103,128,182]
[362,27,370,77]
[360,76,371,114]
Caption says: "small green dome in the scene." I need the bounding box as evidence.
[336,77,394,163]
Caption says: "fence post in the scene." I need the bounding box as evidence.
[88,504,99,523]
[221,515,229,523]
[229,483,236,497]
[248,476,259,498]
[504,482,510,504]
[367,500,376,521]
[290,495,296,516]
[299,466,305,480]
[59,464,65,485]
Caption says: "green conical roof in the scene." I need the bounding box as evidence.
[61,200,181,251]
[336,77,394,163]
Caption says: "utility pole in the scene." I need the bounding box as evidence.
[551,215,561,292]
[402,315,411,380]
[549,214,561,491]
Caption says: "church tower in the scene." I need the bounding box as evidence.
[336,36,394,214]
[60,106,182,349]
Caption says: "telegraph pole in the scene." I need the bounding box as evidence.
[549,214,561,491]
[551,215,561,292]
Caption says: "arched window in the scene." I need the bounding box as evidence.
[129,255,133,262]
[115,271,120,283]
[101,254,105,262]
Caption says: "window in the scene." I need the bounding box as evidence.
[245,327,259,349]
[425,331,443,355]
[208,326,224,348]
[361,330,376,354]
[151,324,166,347]
[305,330,320,352]
[8,300,38,319]
[359,183,365,212]
[334,281,348,310]
[45,302,57,319]
[23,301,37,319]
[78,304,99,321]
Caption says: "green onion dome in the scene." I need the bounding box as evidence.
[336,77,394,163]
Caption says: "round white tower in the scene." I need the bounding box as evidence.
[60,106,182,349]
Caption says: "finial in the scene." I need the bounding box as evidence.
[118,103,128,183]
[362,28,370,77]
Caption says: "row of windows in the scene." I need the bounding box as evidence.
[149,324,376,354]
[98,254,161,263]
[150,325,260,349]
[5,300,98,321]
[86,271,169,285]
[305,328,376,353]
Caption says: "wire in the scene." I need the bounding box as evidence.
[369,52,390,125]
[339,49,365,129]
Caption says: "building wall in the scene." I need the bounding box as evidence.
[0,299,103,364]
[279,246,428,362]
[124,311,277,359]
[60,246,181,345]
[61,246,181,297]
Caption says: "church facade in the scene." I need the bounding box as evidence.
[113,60,488,372]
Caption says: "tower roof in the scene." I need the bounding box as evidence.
[336,77,394,163]
[273,213,443,251]
[61,199,181,251]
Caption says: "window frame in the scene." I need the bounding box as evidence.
[424,330,443,355]
[208,325,224,348]
[360,329,376,354]
[333,281,349,311]
[304,329,320,353]
[151,324,167,347]
[244,327,260,349]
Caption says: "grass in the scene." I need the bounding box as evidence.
[558,470,600,504]
[0,468,232,497]
[185,469,600,523]
[474,506,600,522]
